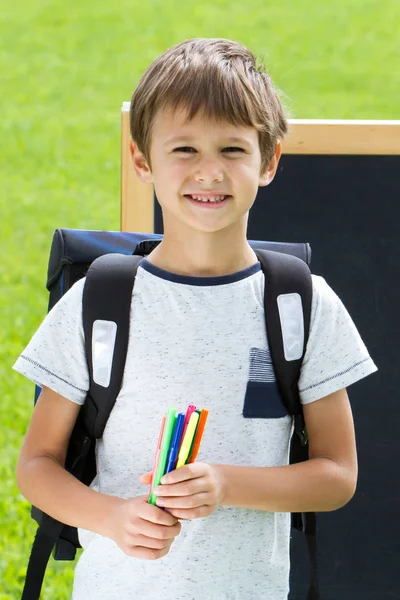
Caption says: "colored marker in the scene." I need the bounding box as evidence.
[165,413,185,473]
[147,416,166,501]
[176,412,199,469]
[187,409,209,463]
[149,408,177,505]
[181,404,197,440]
[187,410,201,461]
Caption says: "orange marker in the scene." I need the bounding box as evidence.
[147,416,166,501]
[187,409,209,464]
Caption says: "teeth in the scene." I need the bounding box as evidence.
[191,195,226,203]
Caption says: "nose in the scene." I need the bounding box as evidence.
[194,157,224,184]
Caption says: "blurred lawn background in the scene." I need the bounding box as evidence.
[1,0,398,597]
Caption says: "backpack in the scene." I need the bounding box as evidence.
[21,228,317,600]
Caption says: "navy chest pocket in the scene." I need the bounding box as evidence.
[242,348,289,419]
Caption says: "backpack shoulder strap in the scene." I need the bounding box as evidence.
[255,248,320,600]
[82,253,143,439]
[254,248,312,431]
[21,253,143,600]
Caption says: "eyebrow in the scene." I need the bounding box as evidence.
[164,136,253,146]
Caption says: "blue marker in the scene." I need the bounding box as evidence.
[165,413,185,473]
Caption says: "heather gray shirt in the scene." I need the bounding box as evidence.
[13,260,377,600]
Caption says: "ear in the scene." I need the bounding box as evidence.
[129,140,154,184]
[259,141,282,187]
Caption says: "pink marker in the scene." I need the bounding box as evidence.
[147,416,166,501]
[181,404,197,442]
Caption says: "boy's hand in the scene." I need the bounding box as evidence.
[149,462,225,520]
[102,495,181,559]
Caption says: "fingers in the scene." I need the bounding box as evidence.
[156,492,209,510]
[156,491,214,521]
[137,497,180,526]
[160,463,204,485]
[134,518,182,541]
[164,504,213,520]
[140,472,153,485]
[132,533,174,550]
[123,544,171,560]
[119,513,182,560]
[153,477,205,498]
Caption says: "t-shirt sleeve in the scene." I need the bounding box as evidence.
[12,278,89,405]
[298,275,378,404]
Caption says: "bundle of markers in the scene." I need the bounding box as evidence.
[148,404,209,505]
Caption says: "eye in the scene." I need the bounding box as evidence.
[173,146,196,153]
[222,147,245,153]
[173,146,245,153]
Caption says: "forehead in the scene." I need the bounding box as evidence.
[151,105,258,145]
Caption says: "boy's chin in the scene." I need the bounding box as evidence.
[185,215,244,236]
[161,204,247,236]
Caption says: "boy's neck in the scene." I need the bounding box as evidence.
[146,228,258,277]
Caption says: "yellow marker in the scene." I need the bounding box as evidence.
[176,412,199,468]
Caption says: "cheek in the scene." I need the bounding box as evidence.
[152,163,188,203]
[154,160,188,183]
[169,161,191,180]
[233,163,261,187]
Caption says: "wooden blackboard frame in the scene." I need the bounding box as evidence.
[120,101,400,232]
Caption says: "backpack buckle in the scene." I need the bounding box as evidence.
[294,414,308,446]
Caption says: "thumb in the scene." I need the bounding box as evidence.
[140,471,153,485]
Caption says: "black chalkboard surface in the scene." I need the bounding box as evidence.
[154,154,399,599]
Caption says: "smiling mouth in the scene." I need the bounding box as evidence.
[184,194,232,204]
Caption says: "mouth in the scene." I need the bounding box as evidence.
[183,194,232,208]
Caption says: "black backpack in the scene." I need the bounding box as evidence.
[21,228,317,600]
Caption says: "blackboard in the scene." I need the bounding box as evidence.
[154,154,399,599]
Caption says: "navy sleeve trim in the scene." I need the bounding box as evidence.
[299,357,371,393]
[19,355,87,393]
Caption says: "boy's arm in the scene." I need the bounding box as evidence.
[16,386,123,536]
[217,387,357,512]
[17,386,182,559]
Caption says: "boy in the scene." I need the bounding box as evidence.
[14,38,377,599]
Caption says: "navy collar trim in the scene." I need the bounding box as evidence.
[140,259,261,286]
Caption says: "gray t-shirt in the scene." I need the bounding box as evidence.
[13,260,377,600]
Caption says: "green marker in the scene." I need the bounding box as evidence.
[148,407,177,505]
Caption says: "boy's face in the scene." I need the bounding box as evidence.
[130,106,281,236]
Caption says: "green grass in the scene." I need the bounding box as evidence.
[1,0,398,597]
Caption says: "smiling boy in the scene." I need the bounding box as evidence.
[14,38,377,599]
[130,104,279,277]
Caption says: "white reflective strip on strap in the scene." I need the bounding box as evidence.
[92,320,117,387]
[277,293,304,362]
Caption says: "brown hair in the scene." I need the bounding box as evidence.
[130,38,289,173]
